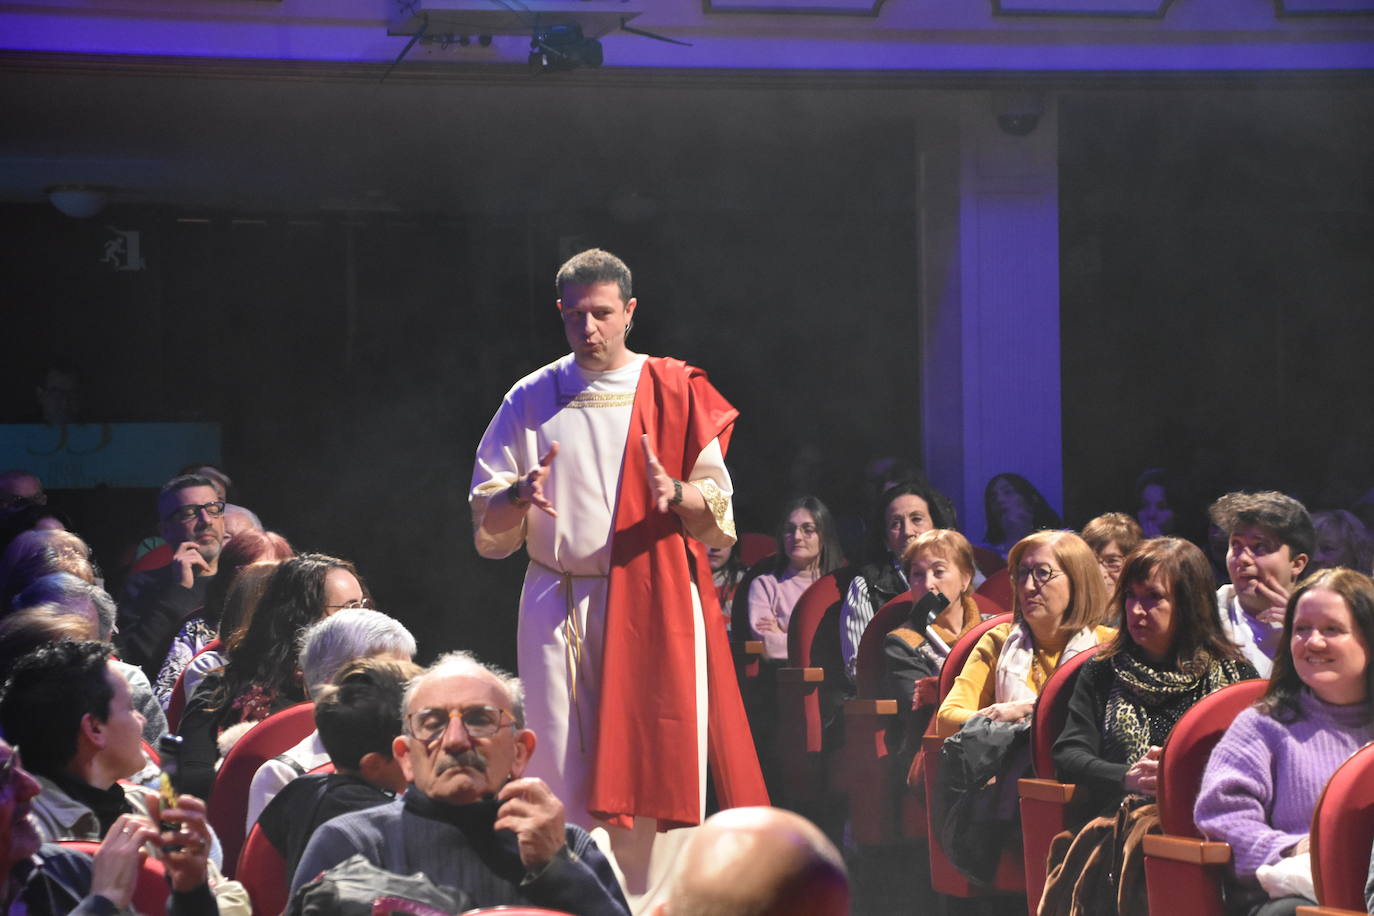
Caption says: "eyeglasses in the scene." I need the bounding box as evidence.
[1097,555,1125,573]
[164,500,226,523]
[784,524,818,537]
[406,706,515,744]
[1014,564,1063,587]
[324,597,372,611]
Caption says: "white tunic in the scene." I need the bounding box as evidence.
[469,353,735,830]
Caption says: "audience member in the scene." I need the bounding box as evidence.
[1052,538,1256,820]
[291,651,629,916]
[244,606,416,831]
[840,480,954,683]
[1195,568,1374,916]
[0,529,94,610]
[1134,468,1180,539]
[153,529,293,708]
[0,606,96,672]
[1080,511,1144,591]
[749,495,844,661]
[0,735,224,916]
[981,473,1064,560]
[1309,509,1373,575]
[936,530,1112,736]
[257,657,422,883]
[118,475,227,677]
[881,529,984,769]
[178,559,282,704]
[707,541,746,631]
[12,572,168,744]
[652,806,848,916]
[0,469,46,518]
[1209,491,1314,677]
[176,552,368,799]
[221,506,261,542]
[0,641,248,913]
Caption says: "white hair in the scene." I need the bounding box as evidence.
[401,650,525,729]
[298,608,417,697]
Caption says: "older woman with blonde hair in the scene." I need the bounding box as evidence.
[936,530,1114,737]
[881,529,986,759]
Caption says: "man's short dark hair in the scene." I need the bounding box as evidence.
[1208,490,1316,560]
[314,658,421,773]
[555,248,632,304]
[0,640,113,777]
[160,473,217,501]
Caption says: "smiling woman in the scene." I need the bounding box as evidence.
[1194,568,1374,916]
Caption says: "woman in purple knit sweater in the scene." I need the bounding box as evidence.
[1194,567,1374,916]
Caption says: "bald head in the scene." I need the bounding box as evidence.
[661,807,848,916]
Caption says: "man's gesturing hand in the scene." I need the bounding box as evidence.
[515,442,559,518]
[642,435,677,513]
[495,777,568,874]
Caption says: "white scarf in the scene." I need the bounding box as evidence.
[994,620,1101,704]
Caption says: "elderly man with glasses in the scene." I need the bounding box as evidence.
[117,474,226,678]
[292,651,629,916]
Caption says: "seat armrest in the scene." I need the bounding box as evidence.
[1141,834,1232,865]
[1018,777,1076,804]
[1296,908,1368,916]
[743,640,764,656]
[777,667,824,684]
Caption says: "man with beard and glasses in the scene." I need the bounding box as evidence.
[292,651,628,916]
[118,475,227,678]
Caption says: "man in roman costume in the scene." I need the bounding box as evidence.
[469,248,767,909]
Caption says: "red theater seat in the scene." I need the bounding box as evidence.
[774,572,845,809]
[1141,679,1267,916]
[207,701,316,876]
[1015,644,1100,916]
[920,613,1027,900]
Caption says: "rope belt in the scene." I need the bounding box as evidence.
[529,557,607,753]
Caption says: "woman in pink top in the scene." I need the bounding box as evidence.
[749,496,844,661]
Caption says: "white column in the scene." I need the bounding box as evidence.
[919,92,1063,541]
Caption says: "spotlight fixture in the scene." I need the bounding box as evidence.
[528,23,602,73]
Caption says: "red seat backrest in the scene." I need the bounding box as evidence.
[207,701,316,876]
[852,591,914,699]
[58,840,170,915]
[975,567,1012,613]
[1310,741,1374,910]
[971,592,1004,618]
[239,822,289,916]
[785,573,844,667]
[1031,645,1100,778]
[1155,679,1267,837]
[736,532,777,569]
[130,543,174,574]
[937,613,1013,701]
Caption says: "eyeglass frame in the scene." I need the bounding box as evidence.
[163,500,227,523]
[405,705,518,745]
[1013,564,1065,587]
[323,597,373,611]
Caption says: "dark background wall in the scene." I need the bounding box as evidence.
[2,75,1370,666]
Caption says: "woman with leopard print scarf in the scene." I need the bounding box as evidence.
[1053,537,1259,819]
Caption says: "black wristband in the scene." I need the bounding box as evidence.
[669,478,684,507]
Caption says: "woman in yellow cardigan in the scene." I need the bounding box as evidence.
[936,530,1115,737]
